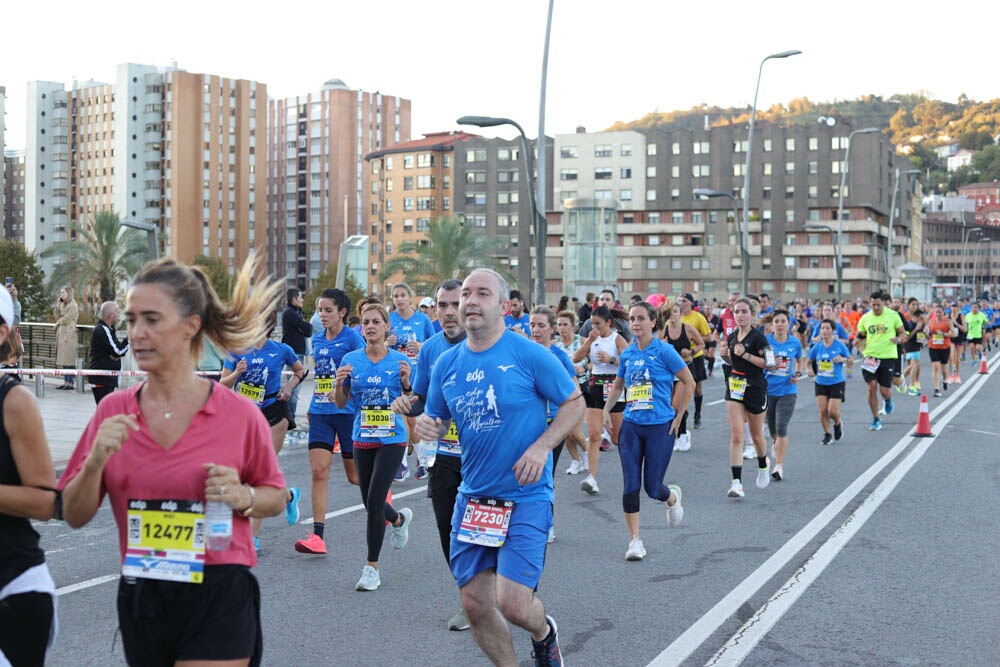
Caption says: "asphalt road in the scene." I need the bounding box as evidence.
[39,353,1000,666]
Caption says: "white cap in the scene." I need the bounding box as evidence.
[419,297,434,308]
[0,287,12,327]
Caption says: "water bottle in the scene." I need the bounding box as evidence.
[205,500,233,551]
[425,440,438,469]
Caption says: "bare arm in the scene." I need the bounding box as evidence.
[0,387,57,520]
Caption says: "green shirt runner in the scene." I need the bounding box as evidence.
[966,311,988,339]
[856,308,904,359]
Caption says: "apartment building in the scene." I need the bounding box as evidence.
[364,131,474,295]
[545,121,914,302]
[267,81,410,289]
[24,63,266,276]
[4,150,26,243]
[553,129,647,212]
[958,181,1000,226]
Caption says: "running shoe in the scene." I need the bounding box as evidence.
[393,461,409,483]
[580,452,589,471]
[355,565,380,591]
[933,388,942,397]
[822,432,833,446]
[693,413,703,429]
[547,526,555,544]
[530,615,563,667]
[625,538,647,561]
[676,433,691,452]
[771,463,783,482]
[833,422,843,442]
[869,418,882,431]
[413,465,429,481]
[448,608,470,631]
[884,398,894,415]
[294,533,327,554]
[580,475,600,495]
[390,508,413,549]
[599,433,612,451]
[756,463,771,489]
[666,485,684,528]
[742,444,756,460]
[728,479,745,498]
[285,486,301,526]
[906,385,920,396]
[955,374,962,384]
[943,380,948,391]
[894,381,906,394]
[565,460,583,475]
[253,536,261,553]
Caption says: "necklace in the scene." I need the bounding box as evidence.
[146,379,198,420]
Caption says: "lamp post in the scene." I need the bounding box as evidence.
[835,126,880,302]
[741,49,801,298]
[457,115,547,307]
[120,219,159,260]
[886,168,919,295]
[960,226,982,298]
[694,188,746,294]
[972,237,990,298]
[900,270,908,299]
[805,223,840,298]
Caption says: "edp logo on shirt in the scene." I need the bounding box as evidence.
[466,369,485,383]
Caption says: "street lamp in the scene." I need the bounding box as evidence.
[806,223,840,298]
[835,126,880,302]
[886,168,919,295]
[960,226,983,298]
[457,115,547,307]
[694,188,746,294]
[120,219,159,260]
[741,49,801,298]
[972,237,990,298]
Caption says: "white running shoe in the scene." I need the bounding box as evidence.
[580,475,600,495]
[666,485,684,528]
[676,433,691,452]
[728,479,745,498]
[566,460,583,475]
[390,508,412,549]
[580,451,589,471]
[547,526,556,543]
[756,462,771,489]
[625,537,646,561]
[743,444,756,460]
[355,565,380,591]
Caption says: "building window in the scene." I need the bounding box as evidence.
[595,190,612,199]
[416,174,435,189]
[465,193,486,206]
[671,259,682,270]
[561,190,576,201]
[733,163,745,177]
[693,141,710,154]
[621,258,633,270]
[809,161,818,174]
[709,211,719,223]
[646,166,656,178]
[560,169,578,181]
[620,189,633,201]
[763,162,772,176]
[733,140,749,152]
[670,188,679,201]
[808,184,818,198]
[417,218,430,232]
[647,189,657,201]
[649,235,660,246]
[785,138,795,151]
[620,144,632,156]
[416,153,434,168]
[671,142,680,155]
[497,148,511,160]
[403,176,414,190]
[620,167,632,178]
[785,185,795,198]
[467,171,486,184]
[692,259,710,270]
[763,139,772,152]
[595,167,613,180]
[403,155,414,168]
[672,234,684,246]
[497,214,510,227]
[692,212,703,223]
[646,258,658,270]
[647,143,657,156]
[762,187,772,200]
[809,137,819,151]
[404,197,414,211]
[785,256,795,269]
[693,164,710,177]
[466,149,486,162]
[595,144,612,157]
[785,162,795,175]
[560,146,578,158]
[672,212,683,223]
[648,212,660,224]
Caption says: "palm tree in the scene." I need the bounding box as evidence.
[41,210,150,303]
[378,216,514,293]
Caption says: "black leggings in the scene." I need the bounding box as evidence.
[354,446,405,563]
[0,591,53,666]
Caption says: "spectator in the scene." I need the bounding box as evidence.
[5,283,23,368]
[281,288,313,425]
[88,301,129,405]
[54,286,79,390]
[578,292,595,324]
[419,296,442,333]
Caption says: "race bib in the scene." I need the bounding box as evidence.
[360,405,395,438]
[601,379,625,402]
[818,360,834,377]
[773,356,791,377]
[439,421,461,456]
[457,497,515,547]
[236,381,265,405]
[626,382,653,410]
[123,499,206,584]
[932,332,944,346]
[916,331,927,344]
[861,356,881,373]
[728,373,747,401]
[314,375,334,403]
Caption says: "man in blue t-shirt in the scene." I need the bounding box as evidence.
[416,269,584,666]
[503,289,531,335]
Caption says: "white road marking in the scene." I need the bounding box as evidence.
[303,485,428,524]
[707,399,726,406]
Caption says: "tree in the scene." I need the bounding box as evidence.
[378,216,514,295]
[40,210,149,304]
[959,129,994,151]
[301,264,366,320]
[971,145,1000,182]
[193,255,233,301]
[0,240,47,321]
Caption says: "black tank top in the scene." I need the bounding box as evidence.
[665,323,691,355]
[0,375,45,587]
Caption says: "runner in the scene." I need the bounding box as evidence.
[391,279,470,629]
[925,304,956,397]
[660,300,704,452]
[0,286,58,666]
[220,310,305,551]
[855,291,906,430]
[704,306,721,377]
[676,293,711,429]
[572,305,629,495]
[901,298,926,396]
[504,289,531,335]
[765,309,803,480]
[59,255,287,667]
[334,299,414,592]
[807,319,852,444]
[602,301,693,561]
[553,310,590,475]
[388,282,436,482]
[415,268,584,667]
[965,301,989,365]
[808,302,850,345]
[947,303,967,385]
[294,288,366,555]
[718,297,771,498]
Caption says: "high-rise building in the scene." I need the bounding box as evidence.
[25,63,266,277]
[267,81,410,289]
[4,150,26,244]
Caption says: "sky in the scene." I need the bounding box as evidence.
[3,0,999,151]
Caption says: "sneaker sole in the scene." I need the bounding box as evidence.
[625,549,646,561]
[666,485,683,528]
[727,489,744,498]
[294,543,326,555]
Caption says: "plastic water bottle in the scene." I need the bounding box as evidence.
[205,500,232,551]
[425,440,438,469]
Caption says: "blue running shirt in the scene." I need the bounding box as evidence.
[765,334,803,397]
[808,340,851,385]
[616,337,688,425]
[413,330,466,458]
[341,348,410,445]
[389,310,436,366]
[223,340,298,409]
[310,326,365,415]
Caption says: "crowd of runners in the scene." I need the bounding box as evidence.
[1,257,998,666]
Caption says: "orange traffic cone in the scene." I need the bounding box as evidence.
[978,352,989,375]
[912,394,934,437]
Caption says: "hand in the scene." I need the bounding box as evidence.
[586,329,599,343]
[601,411,612,433]
[335,364,353,384]
[277,385,292,402]
[398,360,411,385]
[202,463,243,509]
[681,348,692,362]
[85,414,139,473]
[512,443,548,485]
[235,359,248,374]
[668,414,682,436]
[391,394,414,415]
[386,333,398,347]
[414,414,443,441]
[732,343,746,358]
[596,350,611,363]
[406,339,421,354]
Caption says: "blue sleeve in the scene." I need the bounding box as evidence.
[531,344,576,406]
[557,349,575,381]
[413,342,432,397]
[807,344,817,360]
[425,357,452,421]
[662,343,688,375]
[282,343,298,368]
[223,353,238,371]
[795,339,804,359]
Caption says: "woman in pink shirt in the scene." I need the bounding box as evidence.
[59,255,287,667]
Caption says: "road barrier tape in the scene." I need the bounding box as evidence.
[0,368,297,377]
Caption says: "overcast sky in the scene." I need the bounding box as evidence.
[3,0,998,150]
